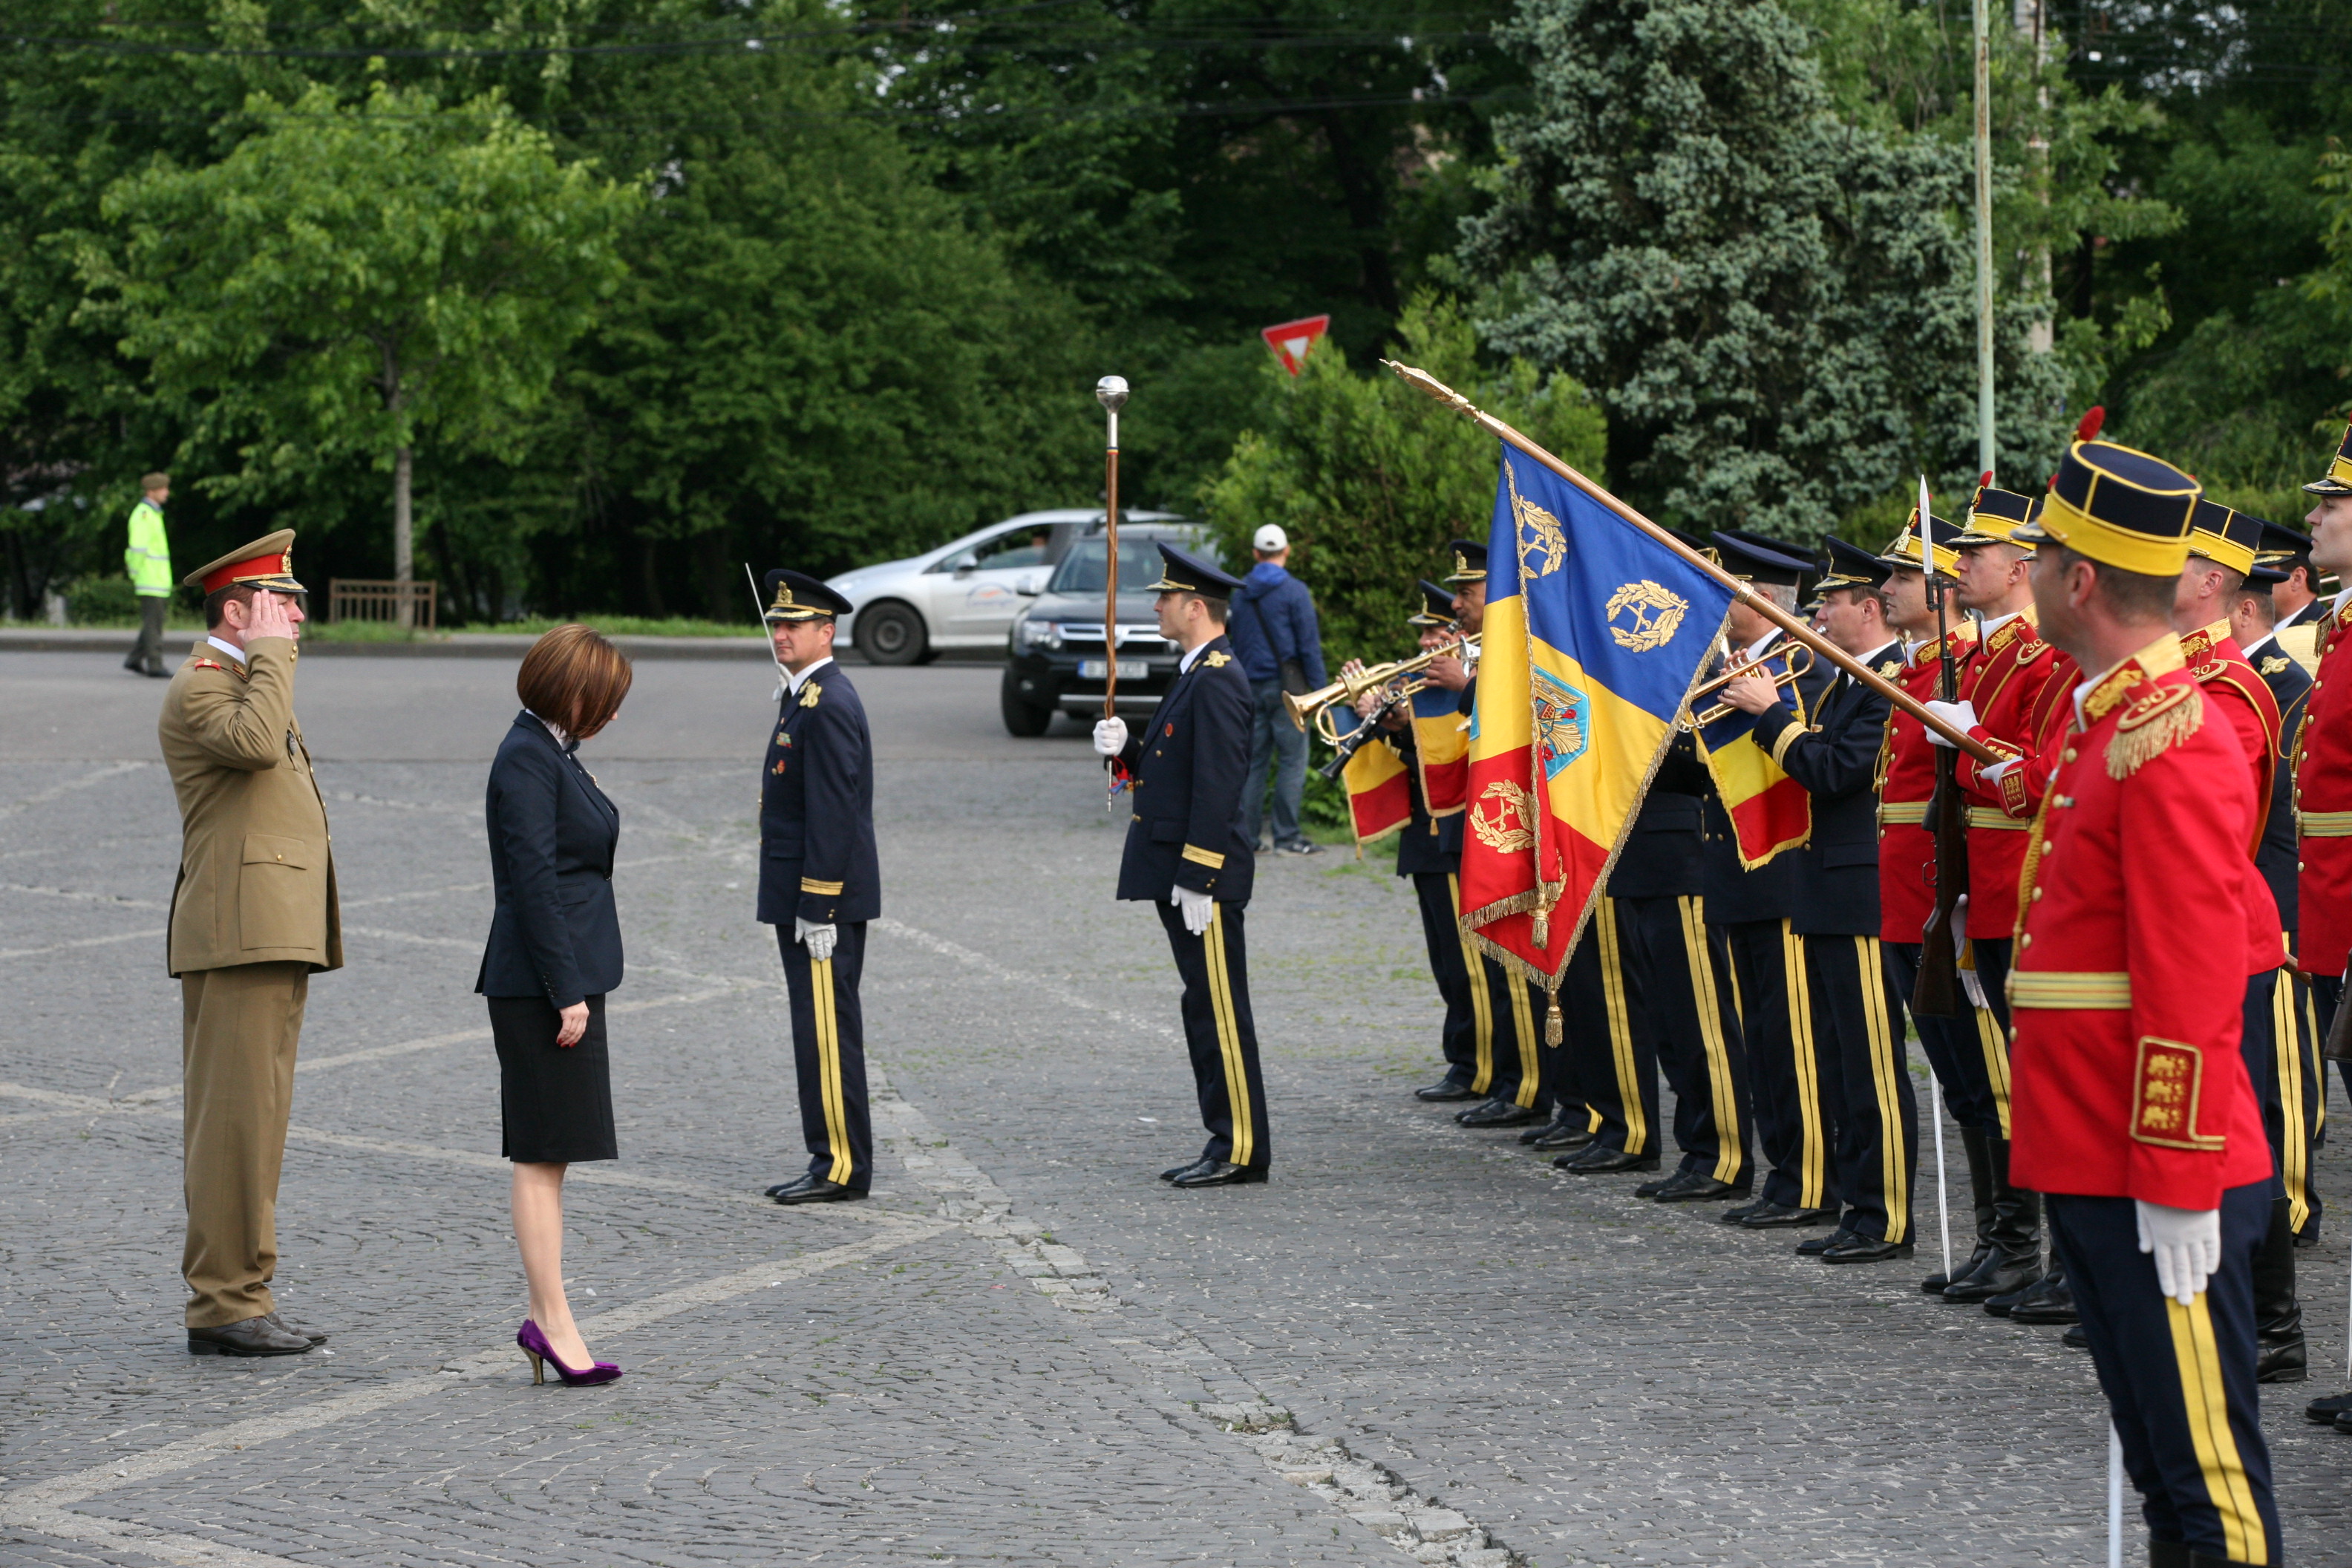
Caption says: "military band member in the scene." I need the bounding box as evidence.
[1927,485,2069,1319]
[1354,582,1504,1110]
[2261,514,2328,636]
[757,570,883,1205]
[2005,438,2281,1564]
[1422,538,1560,1133]
[1676,532,1838,1230]
[1094,543,1270,1186]
[1719,537,1915,1261]
[160,531,342,1356]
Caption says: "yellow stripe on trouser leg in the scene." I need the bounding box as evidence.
[1203,906,1253,1168]
[1858,938,1909,1244]
[1451,873,1494,1095]
[2273,977,2310,1232]
[1679,897,1744,1184]
[1506,976,1540,1109]
[2165,1294,2270,1564]
[1781,922,1826,1210]
[1974,1002,2013,1137]
[1597,901,1645,1153]
[811,956,852,1186]
[2306,984,2327,1140]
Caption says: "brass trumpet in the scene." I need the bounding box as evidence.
[1683,644,1814,728]
[1285,634,1480,747]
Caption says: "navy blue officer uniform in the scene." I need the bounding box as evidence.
[754,570,883,1203]
[1658,532,1838,1229]
[1740,536,1918,1261]
[1437,539,1564,1134]
[1107,543,1270,1185]
[1388,580,1497,1105]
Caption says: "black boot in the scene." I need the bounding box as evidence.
[1942,1136,2043,1304]
[1924,1125,1996,1294]
[2254,1195,2307,1384]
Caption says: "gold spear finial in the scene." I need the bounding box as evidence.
[1379,359,1483,420]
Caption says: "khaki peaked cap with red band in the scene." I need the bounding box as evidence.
[181,529,305,595]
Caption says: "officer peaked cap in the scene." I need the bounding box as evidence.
[762,568,853,622]
[1147,542,1243,599]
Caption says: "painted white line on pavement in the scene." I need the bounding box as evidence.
[0,880,168,909]
[0,925,165,961]
[0,1225,948,1565]
[0,760,150,820]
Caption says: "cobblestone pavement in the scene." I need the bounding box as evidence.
[4,650,2350,1567]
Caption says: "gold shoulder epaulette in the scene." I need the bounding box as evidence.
[2107,684,2204,780]
[2261,655,2293,676]
[799,683,821,709]
[1203,650,1231,667]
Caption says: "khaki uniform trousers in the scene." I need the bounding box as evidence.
[180,961,307,1327]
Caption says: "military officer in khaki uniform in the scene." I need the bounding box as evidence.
[159,530,343,1356]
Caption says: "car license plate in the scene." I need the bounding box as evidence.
[1078,659,1148,679]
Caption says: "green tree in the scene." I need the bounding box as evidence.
[82,80,638,621]
[1201,293,1604,666]
[1460,0,2068,538]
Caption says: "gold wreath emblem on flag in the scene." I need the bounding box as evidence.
[1605,579,1688,651]
[1469,779,1536,853]
[1505,462,1567,580]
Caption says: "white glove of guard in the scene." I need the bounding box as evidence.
[1171,883,1215,937]
[794,917,837,964]
[1921,698,1979,748]
[2137,1200,2222,1306]
[1093,717,1128,757]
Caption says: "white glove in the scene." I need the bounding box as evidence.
[1979,757,2016,786]
[2137,1200,2222,1306]
[1921,698,1979,748]
[1171,883,1215,937]
[1093,717,1128,757]
[794,917,837,964]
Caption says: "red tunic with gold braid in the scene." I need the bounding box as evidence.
[2008,635,2274,1209]
[1947,610,2062,934]
[2293,595,2352,977]
[1876,624,1978,944]
[2178,621,2289,970]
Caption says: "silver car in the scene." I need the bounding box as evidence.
[829,507,1183,664]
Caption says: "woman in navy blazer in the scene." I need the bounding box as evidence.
[477,625,632,1387]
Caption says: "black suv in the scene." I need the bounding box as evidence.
[1000,523,1219,736]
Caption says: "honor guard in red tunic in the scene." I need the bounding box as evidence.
[2286,423,2352,1430]
[2175,501,2312,1387]
[1927,483,2074,1319]
[2008,439,2280,1566]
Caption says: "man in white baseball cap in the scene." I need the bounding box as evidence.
[1226,523,1327,855]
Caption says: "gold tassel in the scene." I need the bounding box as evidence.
[2106,687,2204,779]
[1531,907,1549,948]
[1545,989,1564,1046]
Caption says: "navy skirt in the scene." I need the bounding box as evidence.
[488,993,618,1163]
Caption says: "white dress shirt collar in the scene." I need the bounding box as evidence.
[205,635,248,665]
[786,655,834,695]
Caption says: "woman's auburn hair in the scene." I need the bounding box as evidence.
[516,624,633,739]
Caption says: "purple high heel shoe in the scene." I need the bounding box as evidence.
[517,1319,621,1387]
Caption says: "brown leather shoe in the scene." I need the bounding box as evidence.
[189,1316,316,1356]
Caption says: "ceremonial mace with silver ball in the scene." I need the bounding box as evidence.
[1094,375,1129,807]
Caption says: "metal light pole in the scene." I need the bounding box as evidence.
[1973,0,1998,479]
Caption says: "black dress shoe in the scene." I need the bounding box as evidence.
[1939,1254,2042,1305]
[1797,1226,1856,1257]
[2304,1389,2352,1423]
[1415,1077,1479,1102]
[1721,1198,1771,1224]
[2061,1324,2089,1350]
[2257,1333,2309,1384]
[1160,1157,1216,1182]
[1652,1172,1752,1203]
[1557,1144,1660,1174]
[264,1310,328,1346]
[1821,1235,1916,1264]
[1922,1244,1993,1295]
[2005,1273,2078,1325]
[1634,1175,1671,1198]
[189,1316,316,1356]
[1457,1097,1545,1128]
[1525,1119,1595,1151]
[1169,1161,1267,1187]
[1738,1203,1835,1229]
[771,1175,866,1204]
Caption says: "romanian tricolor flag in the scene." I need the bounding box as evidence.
[1692,645,1812,869]
[1337,713,1412,847]
[1410,681,1468,817]
[1461,448,1732,991]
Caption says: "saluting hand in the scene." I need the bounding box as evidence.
[246,589,300,642]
